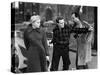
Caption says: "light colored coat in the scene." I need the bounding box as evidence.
[77,29,93,65]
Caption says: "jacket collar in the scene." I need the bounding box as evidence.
[27,24,41,33]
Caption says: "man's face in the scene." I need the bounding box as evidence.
[58,19,64,28]
[71,14,76,21]
[71,14,79,23]
[71,14,82,28]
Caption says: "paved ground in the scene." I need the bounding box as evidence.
[48,46,97,71]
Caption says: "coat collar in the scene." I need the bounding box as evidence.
[27,24,41,33]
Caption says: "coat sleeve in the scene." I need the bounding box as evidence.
[51,29,58,44]
[42,31,49,56]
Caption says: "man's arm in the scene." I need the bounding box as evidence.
[50,29,57,44]
[71,27,90,34]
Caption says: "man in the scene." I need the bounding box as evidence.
[71,12,93,69]
[50,16,72,71]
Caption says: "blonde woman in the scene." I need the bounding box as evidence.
[24,15,49,72]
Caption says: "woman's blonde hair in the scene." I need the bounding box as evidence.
[30,15,40,23]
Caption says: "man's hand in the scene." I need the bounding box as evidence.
[89,26,94,31]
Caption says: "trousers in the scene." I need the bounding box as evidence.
[50,44,71,71]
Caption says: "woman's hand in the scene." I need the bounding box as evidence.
[46,56,49,61]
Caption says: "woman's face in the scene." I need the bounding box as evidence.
[32,19,41,28]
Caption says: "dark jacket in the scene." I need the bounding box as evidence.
[51,24,72,45]
[23,24,49,72]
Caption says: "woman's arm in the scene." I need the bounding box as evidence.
[23,30,29,50]
[42,31,49,56]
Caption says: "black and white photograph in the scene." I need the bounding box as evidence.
[11,1,98,73]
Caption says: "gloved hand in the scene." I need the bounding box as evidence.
[46,56,51,71]
[46,56,49,61]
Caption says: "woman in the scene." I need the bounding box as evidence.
[24,15,49,72]
[71,12,94,69]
